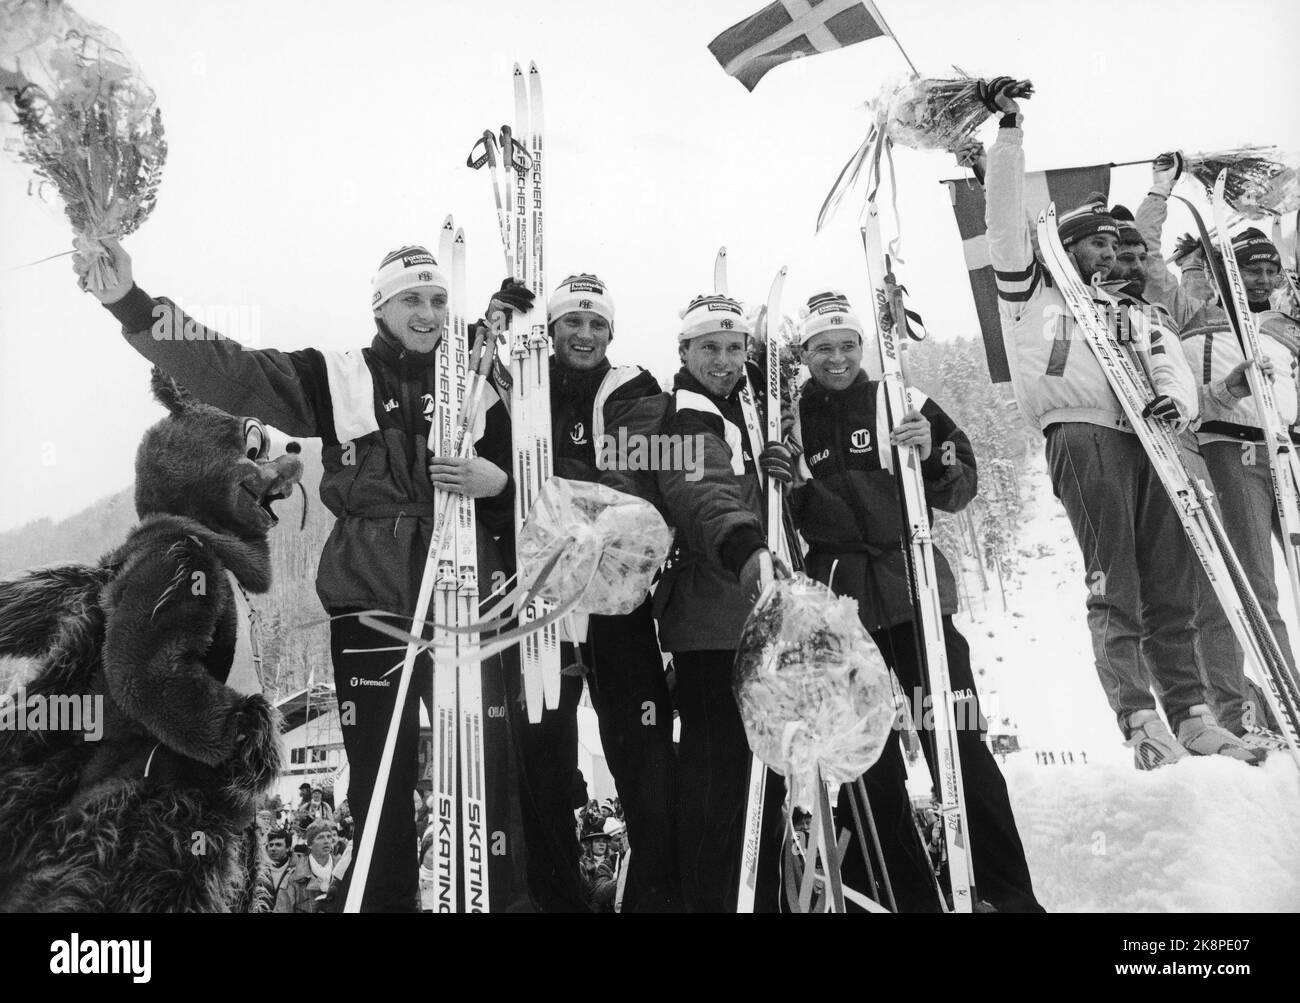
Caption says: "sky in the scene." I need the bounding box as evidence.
[2,0,1298,532]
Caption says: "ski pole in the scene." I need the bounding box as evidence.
[467,130,512,273]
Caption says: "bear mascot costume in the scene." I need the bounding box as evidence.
[0,368,302,911]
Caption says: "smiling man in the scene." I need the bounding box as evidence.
[651,293,788,911]
[504,273,680,913]
[788,289,1040,913]
[74,238,530,911]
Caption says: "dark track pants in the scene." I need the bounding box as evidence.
[329,612,428,912]
[672,648,784,913]
[510,598,680,912]
[854,617,1043,913]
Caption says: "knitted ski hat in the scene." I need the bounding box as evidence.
[798,289,864,346]
[548,273,615,335]
[678,294,751,343]
[1231,228,1281,268]
[1058,194,1119,248]
[1110,204,1145,249]
[371,245,449,309]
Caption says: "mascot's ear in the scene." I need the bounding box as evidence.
[150,366,195,415]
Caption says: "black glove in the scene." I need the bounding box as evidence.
[1141,395,1181,424]
[1153,151,1185,182]
[977,76,1031,113]
[491,277,535,315]
[759,441,795,484]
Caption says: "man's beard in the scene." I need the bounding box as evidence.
[1110,264,1146,297]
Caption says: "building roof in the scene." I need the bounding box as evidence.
[274,683,338,732]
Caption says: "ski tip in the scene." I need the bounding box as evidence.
[529,61,539,74]
[513,62,522,75]
[454,229,465,243]
[717,245,726,257]
[442,214,454,228]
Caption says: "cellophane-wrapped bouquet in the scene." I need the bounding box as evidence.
[1186,146,1298,219]
[733,575,895,806]
[875,73,1032,152]
[517,477,673,616]
[0,0,166,290]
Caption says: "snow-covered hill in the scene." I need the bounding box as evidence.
[958,450,1300,911]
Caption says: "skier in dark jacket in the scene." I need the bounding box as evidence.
[505,274,680,912]
[653,294,788,912]
[75,237,530,912]
[787,289,1042,913]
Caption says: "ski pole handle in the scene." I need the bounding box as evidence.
[467,131,496,170]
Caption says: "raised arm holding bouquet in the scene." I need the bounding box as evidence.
[817,73,1031,232]
[0,0,166,291]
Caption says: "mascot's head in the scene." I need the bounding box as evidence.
[135,369,304,541]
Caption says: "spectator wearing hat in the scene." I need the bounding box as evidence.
[579,828,617,913]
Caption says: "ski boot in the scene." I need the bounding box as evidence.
[1235,723,1289,755]
[1124,709,1187,770]
[1175,705,1266,765]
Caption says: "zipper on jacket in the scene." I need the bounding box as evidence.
[399,351,420,474]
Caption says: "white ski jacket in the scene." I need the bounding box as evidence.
[985,125,1197,434]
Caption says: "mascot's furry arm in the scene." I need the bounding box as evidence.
[102,534,278,793]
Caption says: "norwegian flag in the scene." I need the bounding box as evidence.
[708,0,892,91]
[944,164,1112,383]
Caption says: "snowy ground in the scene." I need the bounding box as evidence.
[952,453,1300,911]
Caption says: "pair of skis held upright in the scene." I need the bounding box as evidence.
[1036,180,1300,762]
[468,62,563,725]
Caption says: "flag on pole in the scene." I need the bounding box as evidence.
[943,165,1112,383]
[709,0,892,91]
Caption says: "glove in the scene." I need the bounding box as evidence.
[977,76,1016,113]
[1141,394,1181,424]
[486,278,535,330]
[492,278,534,314]
[758,441,795,485]
[1150,151,1184,197]
[977,77,1031,115]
